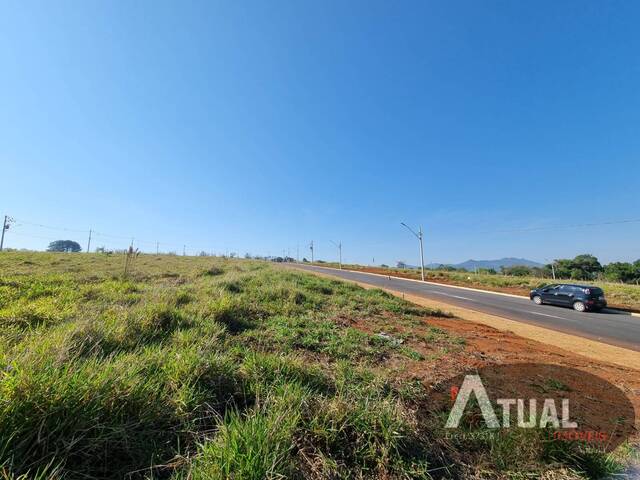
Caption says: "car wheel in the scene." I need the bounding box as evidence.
[532,295,542,305]
[573,301,586,312]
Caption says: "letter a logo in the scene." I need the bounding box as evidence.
[445,375,500,428]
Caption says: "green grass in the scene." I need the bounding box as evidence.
[0,252,631,479]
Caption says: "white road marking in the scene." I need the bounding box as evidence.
[300,265,640,317]
[449,294,475,301]
[429,291,475,301]
[528,311,570,321]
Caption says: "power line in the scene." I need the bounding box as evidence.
[12,218,88,233]
[6,231,64,241]
[476,218,640,235]
[2,215,226,254]
[5,214,640,259]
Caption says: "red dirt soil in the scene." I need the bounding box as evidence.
[365,312,640,434]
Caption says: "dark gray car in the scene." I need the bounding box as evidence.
[530,284,607,312]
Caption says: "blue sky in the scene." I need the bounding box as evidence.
[1,0,639,265]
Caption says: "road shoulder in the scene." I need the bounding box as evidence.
[308,264,640,317]
[289,264,640,370]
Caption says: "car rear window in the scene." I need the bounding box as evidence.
[584,287,604,295]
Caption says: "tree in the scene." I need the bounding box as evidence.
[478,268,497,275]
[604,261,640,284]
[502,265,532,277]
[604,262,633,282]
[551,254,603,281]
[570,254,603,280]
[437,265,458,272]
[47,240,82,253]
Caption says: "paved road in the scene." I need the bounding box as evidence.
[291,264,640,352]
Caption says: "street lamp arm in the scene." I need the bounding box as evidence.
[400,222,420,239]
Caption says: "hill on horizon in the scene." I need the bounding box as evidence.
[426,257,544,272]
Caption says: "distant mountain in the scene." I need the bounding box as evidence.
[427,257,544,272]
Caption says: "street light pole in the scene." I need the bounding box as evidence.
[330,240,342,269]
[401,222,425,281]
[418,226,425,281]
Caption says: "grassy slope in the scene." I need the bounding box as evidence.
[0,252,627,479]
[320,263,640,311]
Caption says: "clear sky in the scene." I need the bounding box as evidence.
[1,0,639,266]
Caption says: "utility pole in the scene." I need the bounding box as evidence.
[87,229,92,253]
[0,216,13,252]
[156,242,159,255]
[296,243,299,263]
[545,258,556,280]
[401,222,425,281]
[310,241,314,263]
[330,240,342,269]
[183,245,186,256]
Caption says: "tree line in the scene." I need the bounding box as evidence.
[40,240,640,285]
[431,254,640,284]
[500,254,640,284]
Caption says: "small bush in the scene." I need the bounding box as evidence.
[202,266,224,277]
[186,387,304,480]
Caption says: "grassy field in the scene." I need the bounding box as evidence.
[0,252,632,479]
[322,263,640,312]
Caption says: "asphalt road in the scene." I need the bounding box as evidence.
[291,264,640,352]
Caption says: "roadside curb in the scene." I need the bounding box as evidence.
[303,264,527,299]
[302,264,640,317]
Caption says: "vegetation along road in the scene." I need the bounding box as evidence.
[7,252,639,478]
[293,264,640,352]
